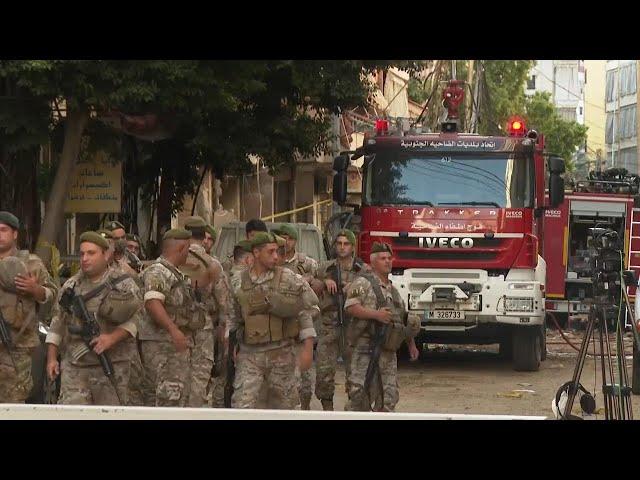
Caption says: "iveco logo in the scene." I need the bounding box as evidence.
[419,237,474,248]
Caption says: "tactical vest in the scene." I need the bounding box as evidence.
[157,258,205,332]
[0,251,39,348]
[348,273,407,351]
[236,266,301,345]
[64,271,139,365]
[318,258,363,313]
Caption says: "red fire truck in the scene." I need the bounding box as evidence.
[332,80,565,371]
[543,170,640,324]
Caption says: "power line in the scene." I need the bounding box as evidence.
[531,66,607,113]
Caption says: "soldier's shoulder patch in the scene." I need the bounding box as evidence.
[346,276,370,299]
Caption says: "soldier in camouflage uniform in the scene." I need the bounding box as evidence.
[221,219,268,273]
[203,224,217,257]
[314,229,366,411]
[181,216,231,408]
[100,228,144,402]
[126,233,144,260]
[108,221,127,242]
[211,240,253,408]
[272,223,318,282]
[228,232,318,409]
[344,242,420,412]
[98,229,139,279]
[0,211,58,403]
[138,228,205,407]
[45,231,142,405]
[272,224,321,410]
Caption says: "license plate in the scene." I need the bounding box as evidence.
[426,310,465,320]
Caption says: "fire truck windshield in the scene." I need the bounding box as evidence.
[363,151,534,208]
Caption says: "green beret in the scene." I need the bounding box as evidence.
[371,241,393,255]
[96,229,114,240]
[274,234,286,247]
[183,216,207,229]
[205,224,217,240]
[79,231,110,250]
[236,240,253,252]
[163,228,192,241]
[335,229,356,246]
[274,223,298,240]
[0,211,19,230]
[125,233,140,242]
[250,232,279,249]
[108,220,126,231]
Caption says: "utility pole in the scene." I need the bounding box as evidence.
[470,61,482,134]
[466,60,475,132]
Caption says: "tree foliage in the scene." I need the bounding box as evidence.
[0,60,422,250]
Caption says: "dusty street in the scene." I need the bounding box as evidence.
[307,329,640,418]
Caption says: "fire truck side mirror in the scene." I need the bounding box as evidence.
[332,155,350,205]
[333,155,350,172]
[549,156,566,175]
[333,171,347,205]
[549,174,565,207]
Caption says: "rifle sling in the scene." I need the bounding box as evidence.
[81,274,131,303]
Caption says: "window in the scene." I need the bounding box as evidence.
[606,70,618,103]
[605,106,637,143]
[364,152,534,209]
[527,75,536,90]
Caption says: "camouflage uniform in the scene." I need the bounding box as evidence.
[314,258,363,409]
[343,275,410,412]
[282,251,317,277]
[229,266,318,409]
[0,248,58,403]
[46,267,142,406]
[139,257,205,407]
[108,260,144,405]
[179,243,231,408]
[280,251,318,409]
[211,263,246,408]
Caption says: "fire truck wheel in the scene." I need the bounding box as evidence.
[513,326,541,372]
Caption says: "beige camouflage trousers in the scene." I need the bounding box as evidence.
[232,344,299,409]
[139,339,192,407]
[345,346,398,412]
[188,328,215,408]
[0,348,33,403]
[57,357,133,406]
[127,343,145,406]
[315,316,351,403]
[298,366,314,408]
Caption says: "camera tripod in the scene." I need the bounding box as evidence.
[560,275,640,420]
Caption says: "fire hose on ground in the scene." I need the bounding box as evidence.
[545,311,634,358]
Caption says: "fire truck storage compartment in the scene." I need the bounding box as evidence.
[566,200,626,301]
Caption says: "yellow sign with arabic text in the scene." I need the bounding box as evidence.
[65,152,122,213]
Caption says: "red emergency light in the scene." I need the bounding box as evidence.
[507,116,527,137]
[375,119,389,135]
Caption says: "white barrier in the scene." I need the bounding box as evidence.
[0,404,547,420]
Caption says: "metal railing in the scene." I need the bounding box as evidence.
[262,199,333,224]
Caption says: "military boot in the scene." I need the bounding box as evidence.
[321,399,334,411]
